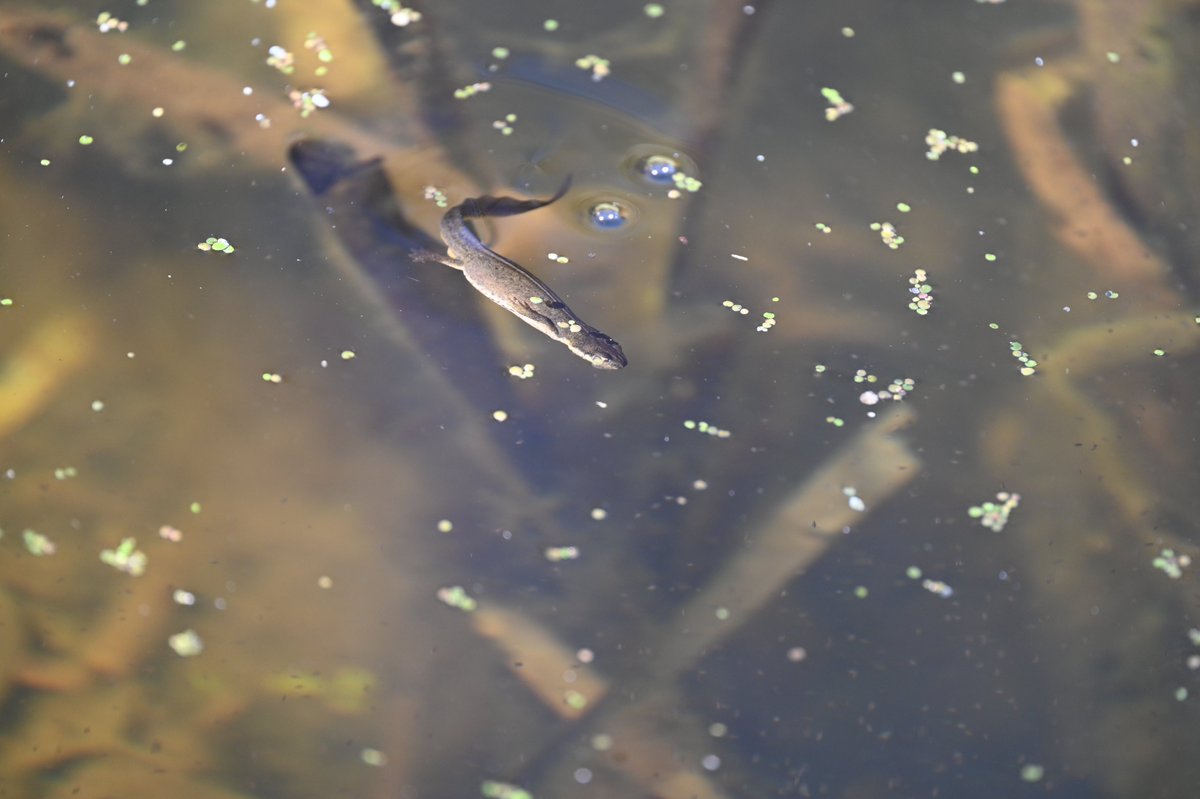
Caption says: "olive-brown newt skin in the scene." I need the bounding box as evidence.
[424,180,628,370]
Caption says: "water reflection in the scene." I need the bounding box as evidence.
[0,2,1198,799]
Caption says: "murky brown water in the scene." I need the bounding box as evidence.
[1,2,1198,798]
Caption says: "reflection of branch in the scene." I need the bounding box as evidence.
[994,71,1175,304]
[473,405,920,797]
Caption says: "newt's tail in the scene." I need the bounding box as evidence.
[458,175,571,219]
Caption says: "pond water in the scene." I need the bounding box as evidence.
[1,1,1198,798]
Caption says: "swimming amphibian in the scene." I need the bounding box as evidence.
[420,180,627,369]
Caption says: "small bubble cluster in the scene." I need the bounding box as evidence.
[683,419,731,439]
[167,629,204,657]
[871,221,904,249]
[968,491,1020,532]
[908,268,933,315]
[821,87,854,121]
[925,128,978,160]
[1153,549,1191,580]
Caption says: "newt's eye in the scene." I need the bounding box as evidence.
[587,201,629,230]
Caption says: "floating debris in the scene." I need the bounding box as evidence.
[481,780,532,799]
[926,128,978,160]
[821,87,854,121]
[683,419,732,438]
[544,546,580,562]
[168,629,204,657]
[266,44,295,74]
[575,54,610,82]
[437,585,478,612]
[453,81,492,100]
[197,236,235,254]
[1152,549,1191,580]
[23,529,56,556]
[100,537,148,576]
[507,363,535,380]
[968,491,1020,532]
[907,268,934,315]
[289,88,330,117]
[870,221,904,249]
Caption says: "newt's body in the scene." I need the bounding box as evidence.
[425,181,628,370]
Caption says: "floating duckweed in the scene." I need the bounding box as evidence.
[91,399,105,411]
[815,222,831,233]
[491,410,508,422]
[721,299,750,316]
[370,0,422,25]
[100,537,148,576]
[926,128,978,160]
[53,466,78,480]
[843,486,865,512]
[841,26,855,37]
[575,54,610,81]
[171,40,186,51]
[644,3,665,17]
[481,779,532,799]
[23,529,56,556]
[1020,764,1045,783]
[267,44,294,73]
[1105,51,1120,63]
[814,364,827,373]
[1152,348,1166,357]
[906,566,923,579]
[854,586,869,599]
[198,236,236,254]
[361,748,387,767]
[39,159,50,167]
[176,141,188,152]
[908,268,933,315]
[160,525,183,542]
[528,296,544,304]
[984,252,997,262]
[922,578,954,598]
[79,134,94,145]
[262,372,283,383]
[683,419,732,438]
[952,70,966,84]
[507,363,536,380]
[1175,687,1188,702]
[896,202,912,213]
[821,87,854,121]
[826,416,844,427]
[587,201,628,230]
[423,185,449,208]
[968,491,1020,532]
[590,507,608,521]
[543,18,559,31]
[289,88,330,117]
[1153,549,1191,579]
[670,171,702,193]
[173,589,196,605]
[437,585,477,612]
[757,311,776,333]
[870,221,904,249]
[545,546,580,562]
[117,53,132,65]
[491,113,517,135]
[436,519,453,533]
[189,501,202,514]
[491,46,510,59]
[168,629,204,657]
[96,12,129,33]
[853,369,877,384]
[546,252,569,264]
[452,81,492,99]
[305,32,334,67]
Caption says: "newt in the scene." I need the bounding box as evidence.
[421,181,628,370]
